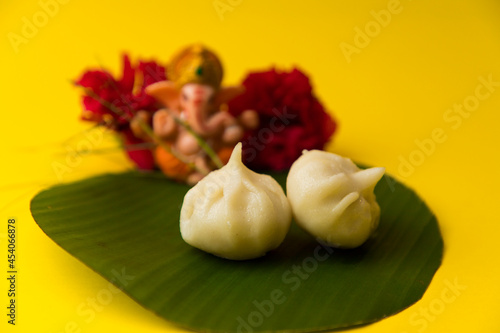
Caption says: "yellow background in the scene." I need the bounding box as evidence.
[1,0,499,332]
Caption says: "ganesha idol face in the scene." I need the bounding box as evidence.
[180,83,216,135]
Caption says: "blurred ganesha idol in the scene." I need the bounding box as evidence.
[75,44,337,184]
[130,45,259,184]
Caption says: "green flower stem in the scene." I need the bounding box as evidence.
[74,84,207,175]
[55,143,157,157]
[163,108,223,169]
[80,75,223,169]
[134,117,205,174]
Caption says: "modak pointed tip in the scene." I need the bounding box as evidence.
[352,167,386,189]
[228,142,243,167]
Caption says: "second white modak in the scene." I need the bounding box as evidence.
[180,143,292,260]
[287,150,385,248]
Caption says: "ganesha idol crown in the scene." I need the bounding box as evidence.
[168,44,224,89]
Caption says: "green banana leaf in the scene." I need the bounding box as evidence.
[30,171,443,332]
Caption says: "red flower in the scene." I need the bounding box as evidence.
[76,55,166,127]
[75,55,167,170]
[228,68,337,171]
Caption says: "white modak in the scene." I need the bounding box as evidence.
[287,150,385,248]
[180,143,292,260]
